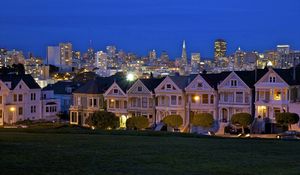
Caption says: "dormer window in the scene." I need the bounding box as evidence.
[65,87,72,94]
[137,86,142,92]
[166,84,172,89]
[230,80,237,87]
[19,85,22,89]
[113,89,119,94]
[269,76,276,83]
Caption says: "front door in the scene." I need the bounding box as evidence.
[222,108,228,122]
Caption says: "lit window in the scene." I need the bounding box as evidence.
[274,89,281,100]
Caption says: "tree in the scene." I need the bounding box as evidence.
[126,117,135,130]
[231,113,253,133]
[162,115,183,129]
[133,116,149,130]
[126,116,149,130]
[191,113,214,128]
[85,111,119,129]
[275,112,299,129]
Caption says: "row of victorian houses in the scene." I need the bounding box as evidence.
[69,66,300,133]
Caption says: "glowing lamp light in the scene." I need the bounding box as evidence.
[126,73,135,81]
[194,96,200,101]
[9,107,16,112]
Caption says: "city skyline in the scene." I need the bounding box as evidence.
[1,0,300,59]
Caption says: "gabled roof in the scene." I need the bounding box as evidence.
[74,77,115,94]
[273,66,300,85]
[42,81,83,94]
[234,69,268,88]
[201,72,231,90]
[169,74,197,90]
[0,74,40,90]
[140,78,164,92]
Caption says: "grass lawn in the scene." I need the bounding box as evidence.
[0,128,300,175]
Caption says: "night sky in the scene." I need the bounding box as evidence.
[0,0,300,59]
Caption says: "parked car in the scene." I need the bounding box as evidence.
[276,130,300,140]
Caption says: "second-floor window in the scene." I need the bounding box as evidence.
[13,94,17,102]
[210,95,214,104]
[109,99,114,108]
[0,96,2,104]
[202,94,208,104]
[274,89,281,100]
[171,96,177,105]
[31,93,36,101]
[236,92,243,103]
[18,94,23,102]
[142,97,147,108]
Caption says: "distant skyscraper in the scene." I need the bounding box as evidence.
[149,49,157,61]
[234,47,245,69]
[277,45,290,55]
[160,51,169,63]
[59,42,72,67]
[191,53,201,73]
[95,51,109,77]
[214,39,227,62]
[106,46,117,58]
[181,40,187,65]
[47,46,60,66]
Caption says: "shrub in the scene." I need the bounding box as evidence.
[275,112,299,129]
[163,115,183,129]
[85,111,119,129]
[126,116,149,130]
[126,117,135,130]
[231,113,253,133]
[133,116,149,130]
[191,113,214,128]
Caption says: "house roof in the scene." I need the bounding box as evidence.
[73,73,134,94]
[202,72,231,90]
[273,66,300,85]
[140,78,164,92]
[42,81,83,94]
[169,74,197,90]
[235,69,268,88]
[0,74,40,90]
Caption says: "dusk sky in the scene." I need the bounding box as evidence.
[0,0,300,59]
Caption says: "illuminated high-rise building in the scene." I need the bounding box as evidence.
[59,42,72,66]
[214,39,227,61]
[181,40,187,65]
[191,53,201,73]
[149,49,156,61]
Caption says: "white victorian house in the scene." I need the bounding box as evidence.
[127,78,163,125]
[154,75,195,129]
[218,71,260,123]
[185,74,218,120]
[104,79,133,128]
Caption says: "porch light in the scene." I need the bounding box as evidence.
[9,107,16,112]
[193,95,200,101]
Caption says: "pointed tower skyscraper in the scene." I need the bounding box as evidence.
[181,40,187,65]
